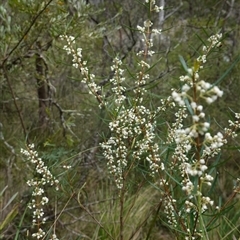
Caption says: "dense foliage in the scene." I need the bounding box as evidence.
[1,0,240,239]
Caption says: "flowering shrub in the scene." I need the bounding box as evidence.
[20,0,240,239]
[21,144,59,240]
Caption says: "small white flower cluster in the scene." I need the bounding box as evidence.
[21,144,59,239]
[136,1,162,57]
[32,229,59,240]
[139,60,151,69]
[169,122,216,210]
[167,35,227,230]
[184,160,207,177]
[145,0,164,12]
[185,194,214,214]
[225,112,240,138]
[21,144,59,189]
[172,80,223,107]
[60,35,104,107]
[203,132,227,158]
[60,35,88,74]
[198,81,223,104]
[136,29,158,57]
[32,228,45,239]
[132,71,150,103]
[197,33,222,68]
[110,57,126,105]
[60,35,82,69]
[169,34,225,171]
[49,234,59,240]
[144,19,153,28]
[185,233,201,240]
[207,33,222,48]
[101,105,162,188]
[200,173,214,186]
[201,196,214,212]
[172,33,223,106]
[185,200,195,213]
[100,1,166,189]
[163,197,177,227]
[171,90,185,106]
[167,108,192,164]
[158,96,176,112]
[200,112,240,161]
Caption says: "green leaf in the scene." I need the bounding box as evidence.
[184,97,194,115]
[212,54,240,87]
[0,204,18,232]
[66,134,74,147]
[1,192,18,211]
[179,55,189,73]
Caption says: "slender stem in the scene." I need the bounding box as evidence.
[78,189,115,240]
[3,65,27,141]
[206,190,238,229]
[119,175,125,240]
[1,0,54,66]
[192,70,204,236]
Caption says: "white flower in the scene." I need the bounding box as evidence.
[144,20,153,28]
[137,25,145,32]
[182,84,190,92]
[41,197,49,205]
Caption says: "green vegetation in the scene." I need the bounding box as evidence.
[1,0,240,239]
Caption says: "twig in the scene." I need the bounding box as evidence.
[77,183,115,240]
[2,65,27,141]
[1,0,54,67]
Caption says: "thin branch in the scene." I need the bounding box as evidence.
[77,184,115,240]
[52,101,80,140]
[2,65,27,141]
[1,0,54,67]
